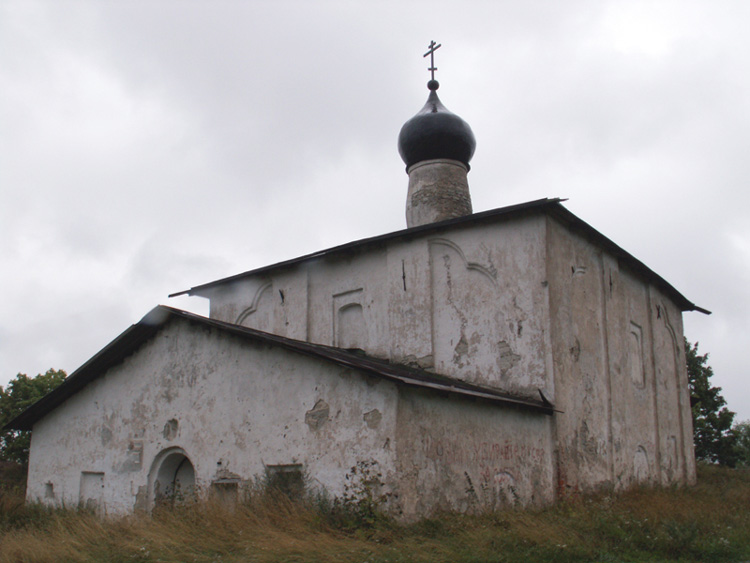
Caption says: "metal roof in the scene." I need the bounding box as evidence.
[4,306,556,431]
[169,198,709,315]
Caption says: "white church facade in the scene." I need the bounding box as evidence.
[6,51,706,519]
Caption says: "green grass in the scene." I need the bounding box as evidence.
[1,464,749,562]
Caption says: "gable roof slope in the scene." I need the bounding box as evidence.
[4,306,555,432]
[169,198,709,315]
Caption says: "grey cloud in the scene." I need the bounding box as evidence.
[1,0,748,421]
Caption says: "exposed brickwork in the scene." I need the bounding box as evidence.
[406,159,473,227]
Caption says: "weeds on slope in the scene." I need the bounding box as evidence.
[0,464,748,563]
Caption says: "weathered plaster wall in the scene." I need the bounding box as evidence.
[422,218,549,394]
[204,216,551,399]
[305,246,391,358]
[607,263,665,490]
[385,238,434,369]
[208,268,309,341]
[546,217,613,494]
[26,209,697,518]
[27,319,399,514]
[546,217,695,494]
[648,285,697,486]
[189,211,695,507]
[394,389,555,519]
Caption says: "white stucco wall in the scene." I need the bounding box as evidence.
[201,211,695,499]
[546,216,696,494]
[27,319,400,514]
[394,389,555,518]
[27,315,556,517]
[205,216,551,399]
[28,209,695,516]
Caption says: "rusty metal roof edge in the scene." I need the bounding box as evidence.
[169,197,562,298]
[5,305,554,431]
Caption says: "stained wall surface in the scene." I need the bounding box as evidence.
[203,211,695,496]
[27,319,400,514]
[205,215,552,400]
[27,208,696,516]
[27,316,556,517]
[394,389,555,518]
[546,217,696,494]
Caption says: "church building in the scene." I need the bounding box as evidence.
[6,45,707,519]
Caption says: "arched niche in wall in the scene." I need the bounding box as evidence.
[333,288,367,350]
[429,238,515,386]
[629,322,646,388]
[337,303,366,350]
[655,302,686,483]
[236,281,274,331]
[633,445,650,484]
[148,447,196,509]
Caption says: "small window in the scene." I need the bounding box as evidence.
[45,482,54,499]
[266,464,304,498]
[163,419,179,440]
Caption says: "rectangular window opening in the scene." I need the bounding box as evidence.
[265,464,304,499]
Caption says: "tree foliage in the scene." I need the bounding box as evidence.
[0,369,66,465]
[685,339,737,466]
[733,420,750,467]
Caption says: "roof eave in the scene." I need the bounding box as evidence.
[4,306,554,431]
[544,205,710,315]
[170,198,708,315]
[3,309,170,432]
[169,198,563,298]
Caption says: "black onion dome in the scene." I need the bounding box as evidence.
[398,82,476,169]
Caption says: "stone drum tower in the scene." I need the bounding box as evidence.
[398,41,476,228]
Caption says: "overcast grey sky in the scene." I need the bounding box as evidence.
[1,1,748,420]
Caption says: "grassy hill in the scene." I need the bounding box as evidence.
[1,464,749,563]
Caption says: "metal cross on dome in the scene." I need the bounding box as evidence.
[423,40,442,81]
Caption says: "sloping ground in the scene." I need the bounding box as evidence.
[1,464,749,563]
[0,462,25,493]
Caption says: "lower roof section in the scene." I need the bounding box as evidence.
[5,306,556,431]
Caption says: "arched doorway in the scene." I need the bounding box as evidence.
[150,448,196,507]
